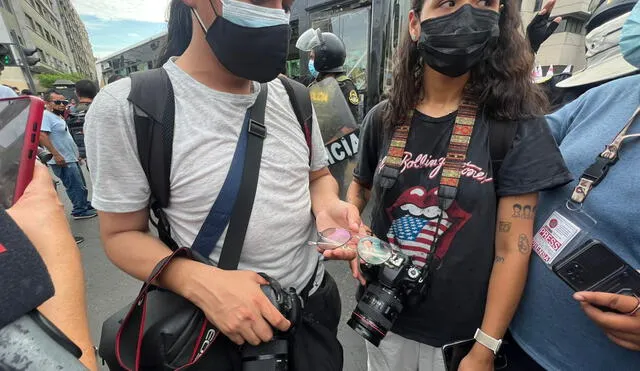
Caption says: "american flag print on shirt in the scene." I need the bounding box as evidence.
[386,186,471,268]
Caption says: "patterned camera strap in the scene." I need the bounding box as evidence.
[383,91,480,211]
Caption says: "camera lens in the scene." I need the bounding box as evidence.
[347,284,404,347]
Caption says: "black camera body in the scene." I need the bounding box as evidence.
[241,274,302,371]
[348,250,425,347]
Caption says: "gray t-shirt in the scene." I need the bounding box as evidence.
[84,59,328,291]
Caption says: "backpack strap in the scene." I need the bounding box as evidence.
[278,75,313,165]
[488,120,518,184]
[128,69,179,250]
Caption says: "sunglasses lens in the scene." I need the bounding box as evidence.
[317,228,352,250]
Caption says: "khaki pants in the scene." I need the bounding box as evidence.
[366,331,446,371]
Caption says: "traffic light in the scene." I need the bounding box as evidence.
[0,44,15,66]
[22,47,39,67]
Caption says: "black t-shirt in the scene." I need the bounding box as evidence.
[354,101,572,347]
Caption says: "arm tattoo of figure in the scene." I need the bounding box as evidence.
[498,221,512,233]
[494,256,505,264]
[512,203,537,219]
[518,234,531,254]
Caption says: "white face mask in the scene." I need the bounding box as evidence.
[219,0,290,28]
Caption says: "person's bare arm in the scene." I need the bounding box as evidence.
[346,180,371,213]
[7,164,96,370]
[39,132,65,166]
[98,210,290,346]
[459,193,538,370]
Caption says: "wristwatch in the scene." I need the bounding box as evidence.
[474,328,502,355]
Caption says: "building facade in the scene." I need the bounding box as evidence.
[17,0,74,74]
[95,33,167,87]
[56,0,95,80]
[0,0,95,91]
[520,0,603,70]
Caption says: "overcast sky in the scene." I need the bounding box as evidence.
[71,0,171,58]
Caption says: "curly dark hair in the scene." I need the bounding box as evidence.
[385,1,549,129]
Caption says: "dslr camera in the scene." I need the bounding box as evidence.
[241,273,302,371]
[347,248,427,347]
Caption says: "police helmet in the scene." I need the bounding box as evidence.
[313,32,347,74]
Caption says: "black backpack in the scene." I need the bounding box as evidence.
[127,69,314,249]
[67,108,89,158]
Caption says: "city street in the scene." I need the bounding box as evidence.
[62,166,367,371]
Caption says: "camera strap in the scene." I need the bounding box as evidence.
[380,91,480,267]
[570,105,640,205]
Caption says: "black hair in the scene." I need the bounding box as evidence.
[107,75,122,84]
[157,0,193,67]
[21,89,33,95]
[513,204,522,210]
[44,89,62,102]
[75,79,98,99]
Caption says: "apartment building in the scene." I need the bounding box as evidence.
[56,0,95,79]
[18,0,74,74]
[0,0,95,81]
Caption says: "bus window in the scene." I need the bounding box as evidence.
[312,7,371,92]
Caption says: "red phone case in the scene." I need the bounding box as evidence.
[7,96,46,205]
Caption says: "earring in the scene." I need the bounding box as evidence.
[411,33,418,42]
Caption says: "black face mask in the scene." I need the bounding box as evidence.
[197,4,291,83]
[53,109,66,116]
[417,5,500,78]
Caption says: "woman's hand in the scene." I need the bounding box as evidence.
[574,291,640,351]
[458,344,494,371]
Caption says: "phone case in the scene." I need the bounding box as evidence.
[553,239,640,296]
[10,96,45,204]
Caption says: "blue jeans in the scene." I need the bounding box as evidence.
[51,162,91,215]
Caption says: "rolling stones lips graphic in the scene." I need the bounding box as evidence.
[386,186,471,267]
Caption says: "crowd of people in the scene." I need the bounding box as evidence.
[1,0,640,370]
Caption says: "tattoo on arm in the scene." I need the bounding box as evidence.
[498,221,512,233]
[518,234,531,254]
[512,204,537,220]
[494,256,505,264]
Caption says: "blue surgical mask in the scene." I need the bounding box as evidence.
[621,3,640,68]
[308,59,319,78]
[219,0,290,28]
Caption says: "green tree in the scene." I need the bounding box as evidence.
[37,73,86,88]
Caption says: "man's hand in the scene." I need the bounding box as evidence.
[7,163,69,249]
[526,0,562,53]
[315,199,361,261]
[574,291,640,351]
[185,265,291,346]
[458,343,494,371]
[53,153,66,166]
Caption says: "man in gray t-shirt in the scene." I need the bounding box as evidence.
[84,1,360,367]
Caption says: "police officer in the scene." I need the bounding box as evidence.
[307,32,360,123]
[297,30,361,199]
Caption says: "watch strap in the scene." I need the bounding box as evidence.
[474,328,502,355]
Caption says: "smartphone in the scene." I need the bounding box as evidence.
[553,239,640,298]
[0,96,45,208]
[442,338,475,371]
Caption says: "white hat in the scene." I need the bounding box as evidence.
[557,12,639,88]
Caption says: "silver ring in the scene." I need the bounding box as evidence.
[625,295,640,316]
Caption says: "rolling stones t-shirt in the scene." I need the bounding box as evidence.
[354,101,572,347]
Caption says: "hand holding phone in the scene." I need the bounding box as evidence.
[573,291,640,351]
[0,96,45,208]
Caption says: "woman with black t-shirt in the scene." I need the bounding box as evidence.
[340,1,572,370]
